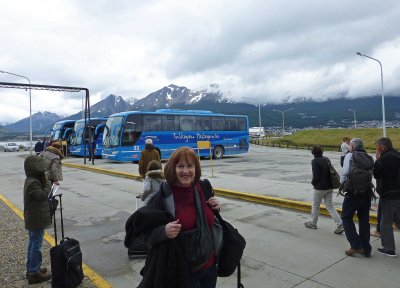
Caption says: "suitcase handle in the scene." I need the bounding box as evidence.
[52,194,64,245]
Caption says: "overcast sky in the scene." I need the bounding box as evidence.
[1,0,400,123]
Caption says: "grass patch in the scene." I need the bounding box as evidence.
[263,128,399,151]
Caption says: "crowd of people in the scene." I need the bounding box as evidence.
[21,135,400,286]
[306,136,400,258]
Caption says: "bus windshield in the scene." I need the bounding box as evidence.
[103,116,124,148]
[71,119,105,145]
[51,123,63,141]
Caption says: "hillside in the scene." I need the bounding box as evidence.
[271,128,400,150]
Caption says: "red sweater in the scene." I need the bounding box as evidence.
[172,182,216,270]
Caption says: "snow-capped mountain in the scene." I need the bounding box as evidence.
[5,111,62,133]
[131,84,225,110]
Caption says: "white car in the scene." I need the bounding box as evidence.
[3,142,19,152]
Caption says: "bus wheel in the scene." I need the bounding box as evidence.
[213,146,224,159]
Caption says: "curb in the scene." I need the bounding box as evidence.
[63,162,378,225]
[0,194,113,288]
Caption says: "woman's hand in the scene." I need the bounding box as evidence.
[207,197,220,211]
[165,220,182,239]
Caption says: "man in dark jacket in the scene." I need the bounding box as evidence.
[138,139,161,179]
[373,137,400,257]
[340,138,374,257]
[23,155,52,284]
[304,146,344,234]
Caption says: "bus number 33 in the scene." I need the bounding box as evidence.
[133,146,140,151]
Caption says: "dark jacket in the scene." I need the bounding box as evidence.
[311,156,332,190]
[23,156,52,231]
[373,148,400,200]
[124,206,189,288]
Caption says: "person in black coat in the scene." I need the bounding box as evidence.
[305,146,344,234]
[373,137,400,257]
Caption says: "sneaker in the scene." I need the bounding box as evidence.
[345,248,365,256]
[304,221,317,229]
[334,224,344,234]
[26,267,47,278]
[377,248,397,257]
[27,271,51,284]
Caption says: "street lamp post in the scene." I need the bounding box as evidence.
[243,97,262,139]
[348,109,357,129]
[0,70,33,154]
[356,52,386,137]
[273,108,293,135]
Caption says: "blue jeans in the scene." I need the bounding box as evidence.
[341,194,371,253]
[190,264,217,288]
[26,229,44,273]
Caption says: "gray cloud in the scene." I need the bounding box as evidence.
[1,0,400,122]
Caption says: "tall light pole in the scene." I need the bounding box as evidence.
[356,52,386,137]
[273,108,293,135]
[348,109,357,129]
[243,97,262,139]
[0,70,33,154]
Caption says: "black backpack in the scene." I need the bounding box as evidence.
[347,152,374,195]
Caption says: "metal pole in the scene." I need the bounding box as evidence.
[258,104,262,139]
[0,70,33,154]
[353,110,357,129]
[356,52,386,137]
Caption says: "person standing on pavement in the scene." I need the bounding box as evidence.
[34,139,44,155]
[39,141,64,185]
[141,160,165,204]
[373,137,400,257]
[305,146,344,234]
[340,137,351,167]
[340,138,374,257]
[138,139,161,179]
[23,155,52,284]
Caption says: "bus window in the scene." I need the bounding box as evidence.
[212,117,225,131]
[162,115,180,131]
[226,117,239,131]
[238,118,247,131]
[196,117,212,131]
[180,116,196,131]
[143,115,162,131]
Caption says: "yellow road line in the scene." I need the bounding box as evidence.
[0,194,113,288]
[62,162,378,225]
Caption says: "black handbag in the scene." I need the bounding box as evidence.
[215,211,246,277]
[200,179,246,282]
[182,185,214,271]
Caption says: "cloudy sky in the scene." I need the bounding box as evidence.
[1,0,400,123]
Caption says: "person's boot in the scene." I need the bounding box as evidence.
[27,271,51,284]
[26,267,47,278]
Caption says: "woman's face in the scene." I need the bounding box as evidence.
[175,157,195,187]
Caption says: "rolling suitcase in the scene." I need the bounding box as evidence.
[49,190,84,288]
[128,195,148,259]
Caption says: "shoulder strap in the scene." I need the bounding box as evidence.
[199,179,214,200]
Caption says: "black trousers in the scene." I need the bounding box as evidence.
[341,194,372,253]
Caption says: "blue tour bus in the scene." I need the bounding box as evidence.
[49,120,76,142]
[69,117,108,157]
[102,109,249,162]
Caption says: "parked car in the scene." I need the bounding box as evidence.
[3,143,19,152]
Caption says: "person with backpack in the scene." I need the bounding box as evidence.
[373,137,400,257]
[340,138,375,257]
[304,146,344,234]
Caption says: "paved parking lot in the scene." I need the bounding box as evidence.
[0,146,397,288]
